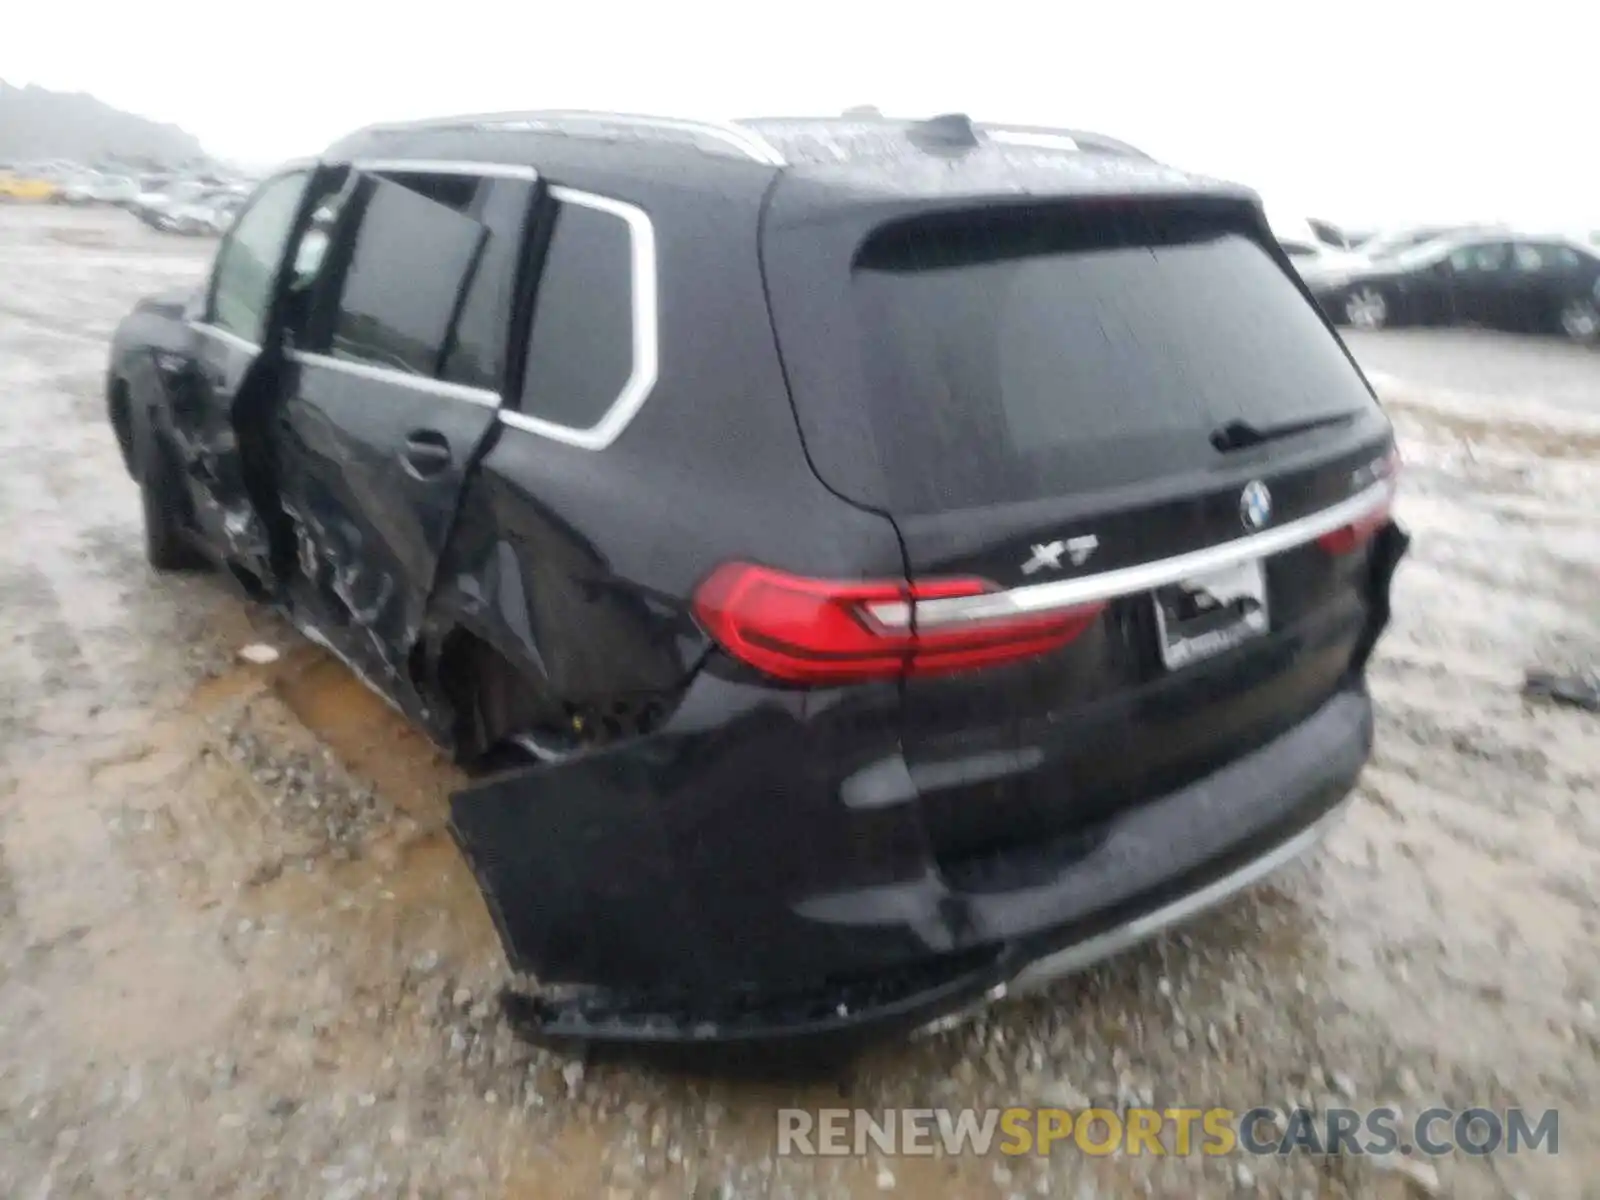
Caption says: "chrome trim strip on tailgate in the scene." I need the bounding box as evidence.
[913,796,1353,1039]
[869,478,1396,629]
[1006,795,1352,994]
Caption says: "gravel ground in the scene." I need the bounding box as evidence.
[1,204,1596,1199]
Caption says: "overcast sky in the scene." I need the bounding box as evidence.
[5,1,1597,228]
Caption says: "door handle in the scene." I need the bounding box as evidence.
[402,429,453,477]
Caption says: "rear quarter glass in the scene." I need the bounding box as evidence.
[834,204,1378,515]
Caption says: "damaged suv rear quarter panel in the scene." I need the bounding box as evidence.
[441,163,923,994]
[424,164,906,712]
[448,675,920,995]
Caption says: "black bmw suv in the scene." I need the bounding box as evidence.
[105,109,1407,1047]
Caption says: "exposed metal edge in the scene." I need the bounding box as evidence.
[877,479,1397,629]
[190,322,261,355]
[287,350,501,408]
[496,186,658,451]
[292,619,410,720]
[343,158,540,181]
[1006,796,1352,995]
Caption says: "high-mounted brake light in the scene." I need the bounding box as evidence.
[1317,447,1401,555]
[692,563,1104,685]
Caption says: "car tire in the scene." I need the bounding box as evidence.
[1344,287,1390,330]
[139,425,206,571]
[1557,298,1599,343]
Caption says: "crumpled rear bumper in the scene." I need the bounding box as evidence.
[448,524,1408,1050]
[451,687,1368,1050]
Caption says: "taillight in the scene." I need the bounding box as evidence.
[692,563,1104,685]
[1318,447,1401,555]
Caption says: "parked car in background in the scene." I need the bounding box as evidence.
[128,180,215,230]
[160,189,245,235]
[1271,214,1366,279]
[1347,224,1503,262]
[1558,271,1600,343]
[59,172,141,206]
[0,172,63,202]
[58,174,102,204]
[1306,217,1353,249]
[99,176,141,206]
[1307,231,1600,339]
[106,109,1407,1047]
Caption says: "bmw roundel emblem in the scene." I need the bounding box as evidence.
[1240,480,1272,531]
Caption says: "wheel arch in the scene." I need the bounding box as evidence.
[412,614,562,764]
[414,607,688,767]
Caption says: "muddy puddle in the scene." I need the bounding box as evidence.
[2,205,1597,1199]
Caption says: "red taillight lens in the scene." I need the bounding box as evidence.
[1318,447,1402,555]
[1316,504,1392,555]
[692,563,1104,685]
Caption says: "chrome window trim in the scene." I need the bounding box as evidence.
[867,478,1398,629]
[497,186,659,451]
[196,166,659,446]
[190,321,261,355]
[287,350,500,408]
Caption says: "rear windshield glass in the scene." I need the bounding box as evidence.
[851,208,1378,513]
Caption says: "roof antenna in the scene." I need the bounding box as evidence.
[909,113,980,152]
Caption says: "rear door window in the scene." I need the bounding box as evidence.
[516,194,638,433]
[1448,242,1510,273]
[851,209,1379,513]
[300,170,532,391]
[324,174,487,378]
[442,178,534,390]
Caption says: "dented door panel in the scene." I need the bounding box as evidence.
[169,324,279,581]
[160,164,338,588]
[259,168,541,705]
[274,356,503,687]
[422,432,713,734]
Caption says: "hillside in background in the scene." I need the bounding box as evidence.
[0,81,206,165]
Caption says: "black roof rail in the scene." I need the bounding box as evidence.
[978,123,1154,159]
[347,109,786,166]
[736,113,1153,163]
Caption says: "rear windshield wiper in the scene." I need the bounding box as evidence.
[1209,411,1356,453]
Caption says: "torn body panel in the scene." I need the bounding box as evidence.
[451,673,1371,1046]
[449,522,1408,1047]
[271,353,502,672]
[417,436,716,757]
[154,324,279,586]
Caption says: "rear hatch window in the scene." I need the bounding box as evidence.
[849,206,1379,514]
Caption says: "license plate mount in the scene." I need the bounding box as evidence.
[1152,558,1270,670]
